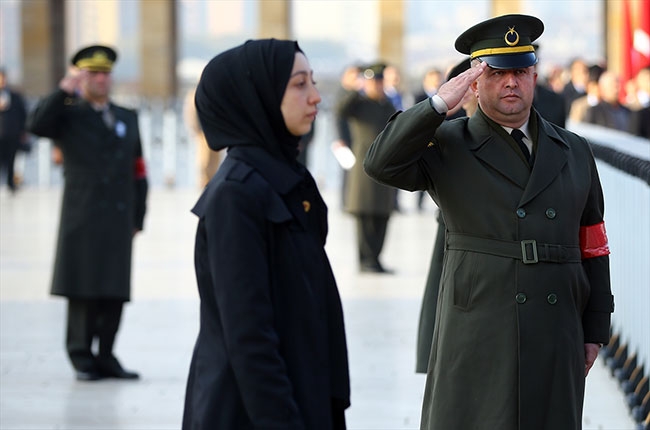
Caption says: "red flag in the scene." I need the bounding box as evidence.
[632,0,650,72]
[621,0,633,97]
[620,0,633,104]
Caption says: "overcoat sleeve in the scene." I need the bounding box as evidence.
[26,89,70,139]
[579,152,614,345]
[364,98,445,192]
[130,112,148,231]
[199,173,304,428]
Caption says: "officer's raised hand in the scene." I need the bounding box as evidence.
[436,61,487,113]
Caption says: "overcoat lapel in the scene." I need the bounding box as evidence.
[467,113,530,190]
[519,118,569,206]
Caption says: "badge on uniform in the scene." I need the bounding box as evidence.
[115,120,126,138]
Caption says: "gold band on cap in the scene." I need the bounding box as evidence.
[471,45,535,59]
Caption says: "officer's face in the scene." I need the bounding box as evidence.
[80,70,112,103]
[472,65,537,128]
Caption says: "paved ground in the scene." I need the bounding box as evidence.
[0,186,638,429]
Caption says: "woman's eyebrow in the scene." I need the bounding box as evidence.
[290,70,310,78]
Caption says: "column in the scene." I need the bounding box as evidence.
[379,0,404,69]
[491,0,521,16]
[21,0,66,97]
[139,0,178,99]
[258,0,291,39]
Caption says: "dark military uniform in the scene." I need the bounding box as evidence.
[27,46,148,379]
[365,14,613,430]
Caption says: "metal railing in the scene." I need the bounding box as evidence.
[568,121,650,385]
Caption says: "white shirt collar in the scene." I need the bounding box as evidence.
[501,118,531,141]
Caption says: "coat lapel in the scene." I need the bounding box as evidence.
[519,118,569,206]
[467,113,530,190]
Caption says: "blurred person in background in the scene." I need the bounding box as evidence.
[0,67,28,194]
[336,63,396,273]
[27,45,148,381]
[383,64,407,111]
[543,64,566,94]
[413,67,443,104]
[585,70,632,133]
[332,64,363,207]
[627,66,650,139]
[181,39,350,429]
[383,64,409,212]
[531,44,566,127]
[562,58,590,114]
[569,64,605,123]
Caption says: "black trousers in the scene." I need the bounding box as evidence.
[0,140,18,190]
[356,214,389,267]
[66,298,124,372]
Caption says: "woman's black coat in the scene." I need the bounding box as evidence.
[182,147,350,429]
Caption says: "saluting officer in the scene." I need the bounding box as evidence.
[364,15,614,430]
[27,45,148,381]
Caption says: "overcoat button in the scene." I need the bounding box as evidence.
[545,208,557,219]
[547,293,558,305]
[516,293,527,304]
[516,208,526,218]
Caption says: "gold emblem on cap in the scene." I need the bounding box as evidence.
[504,26,520,47]
[302,200,311,212]
[94,51,108,61]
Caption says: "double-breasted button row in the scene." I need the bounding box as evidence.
[515,293,559,305]
[516,207,557,219]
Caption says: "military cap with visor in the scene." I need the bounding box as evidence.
[71,45,117,72]
[363,63,387,80]
[455,14,544,69]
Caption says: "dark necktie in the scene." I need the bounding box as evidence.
[102,106,115,129]
[511,128,531,165]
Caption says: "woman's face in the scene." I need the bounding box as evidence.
[281,52,321,136]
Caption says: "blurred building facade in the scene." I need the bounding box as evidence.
[1,0,648,106]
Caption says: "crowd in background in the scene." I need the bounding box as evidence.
[2,54,649,197]
[330,58,649,145]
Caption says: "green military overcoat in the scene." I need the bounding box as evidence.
[27,89,148,301]
[364,100,613,430]
[335,91,396,216]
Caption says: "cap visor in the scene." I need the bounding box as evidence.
[478,52,538,69]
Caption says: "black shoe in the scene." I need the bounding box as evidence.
[103,367,140,379]
[360,262,394,274]
[75,369,103,381]
[97,356,140,380]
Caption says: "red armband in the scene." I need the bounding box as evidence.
[134,157,147,180]
[579,222,610,259]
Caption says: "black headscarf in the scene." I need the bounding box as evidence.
[195,39,303,162]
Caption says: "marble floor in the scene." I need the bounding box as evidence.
[0,187,637,429]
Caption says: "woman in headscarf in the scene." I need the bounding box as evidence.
[181,39,350,429]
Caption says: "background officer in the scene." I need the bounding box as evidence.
[27,45,148,381]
